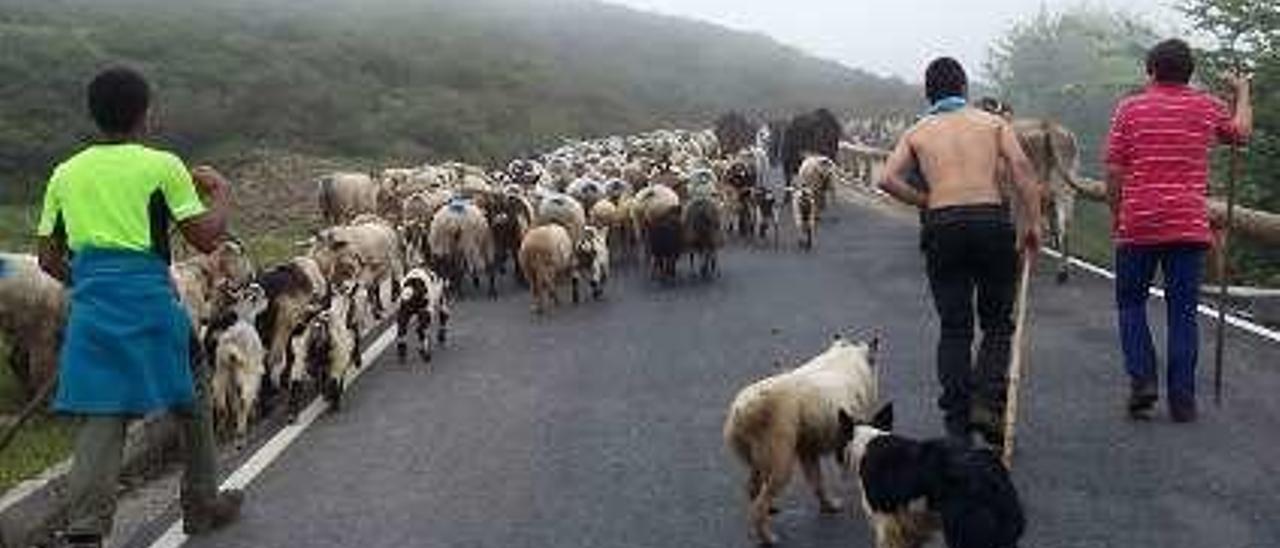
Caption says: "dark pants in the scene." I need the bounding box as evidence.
[66,335,220,538]
[924,205,1017,438]
[1114,244,1205,410]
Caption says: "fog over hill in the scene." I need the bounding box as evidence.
[0,0,917,200]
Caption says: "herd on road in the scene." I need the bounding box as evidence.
[1,112,1083,548]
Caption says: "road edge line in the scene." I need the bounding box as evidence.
[1041,249,1280,343]
[148,326,397,548]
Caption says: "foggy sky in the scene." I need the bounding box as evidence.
[602,0,1186,82]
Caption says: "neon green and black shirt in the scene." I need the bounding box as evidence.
[37,143,207,259]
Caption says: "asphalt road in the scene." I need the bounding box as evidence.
[177,192,1280,548]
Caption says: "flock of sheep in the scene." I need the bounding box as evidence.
[0,125,845,451]
[0,113,1086,548]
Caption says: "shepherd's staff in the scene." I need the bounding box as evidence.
[1001,255,1034,468]
[1214,61,1247,407]
[0,373,58,456]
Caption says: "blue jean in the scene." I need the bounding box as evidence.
[1114,244,1206,407]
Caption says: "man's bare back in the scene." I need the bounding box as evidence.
[879,106,1042,251]
[907,108,1006,209]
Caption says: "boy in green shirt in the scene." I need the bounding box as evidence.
[36,67,243,547]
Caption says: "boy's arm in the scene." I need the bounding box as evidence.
[876,134,928,208]
[35,176,70,283]
[160,156,230,254]
[37,234,69,284]
[178,166,230,254]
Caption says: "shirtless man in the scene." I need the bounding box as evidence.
[878,57,1042,447]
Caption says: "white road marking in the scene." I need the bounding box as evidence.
[148,326,397,548]
[1041,249,1280,343]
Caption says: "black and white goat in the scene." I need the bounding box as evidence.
[206,283,269,448]
[396,268,451,363]
[283,279,361,418]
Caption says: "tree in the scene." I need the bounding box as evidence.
[1181,0,1280,284]
[985,6,1159,177]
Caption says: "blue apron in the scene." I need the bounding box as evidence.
[54,248,194,415]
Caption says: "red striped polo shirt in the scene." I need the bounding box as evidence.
[1104,84,1243,246]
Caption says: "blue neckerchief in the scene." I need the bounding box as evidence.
[926,96,967,115]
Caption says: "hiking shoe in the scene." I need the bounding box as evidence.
[183,489,244,535]
[1170,401,1198,423]
[1127,381,1158,421]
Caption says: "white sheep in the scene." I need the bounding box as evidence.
[401,188,454,266]
[535,192,587,244]
[309,216,405,317]
[797,155,838,219]
[0,253,66,401]
[634,183,680,225]
[518,224,574,314]
[318,172,379,225]
[723,335,886,546]
[428,198,495,298]
[792,185,817,251]
[566,176,606,212]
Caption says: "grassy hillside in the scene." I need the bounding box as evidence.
[0,0,917,202]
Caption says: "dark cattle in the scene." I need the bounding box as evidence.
[647,208,684,282]
[683,197,722,279]
[781,109,841,184]
[715,111,756,158]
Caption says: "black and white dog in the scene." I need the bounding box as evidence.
[839,408,1025,548]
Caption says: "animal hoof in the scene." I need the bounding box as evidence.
[820,498,844,514]
[758,530,779,546]
[421,351,432,363]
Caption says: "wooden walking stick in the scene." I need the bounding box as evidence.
[0,374,58,456]
[1001,256,1034,468]
[1214,62,1246,407]
[1213,130,1242,407]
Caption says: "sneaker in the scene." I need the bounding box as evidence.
[1127,381,1158,421]
[183,489,244,535]
[1170,401,1198,423]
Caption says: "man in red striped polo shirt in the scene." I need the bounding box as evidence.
[1104,38,1252,422]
